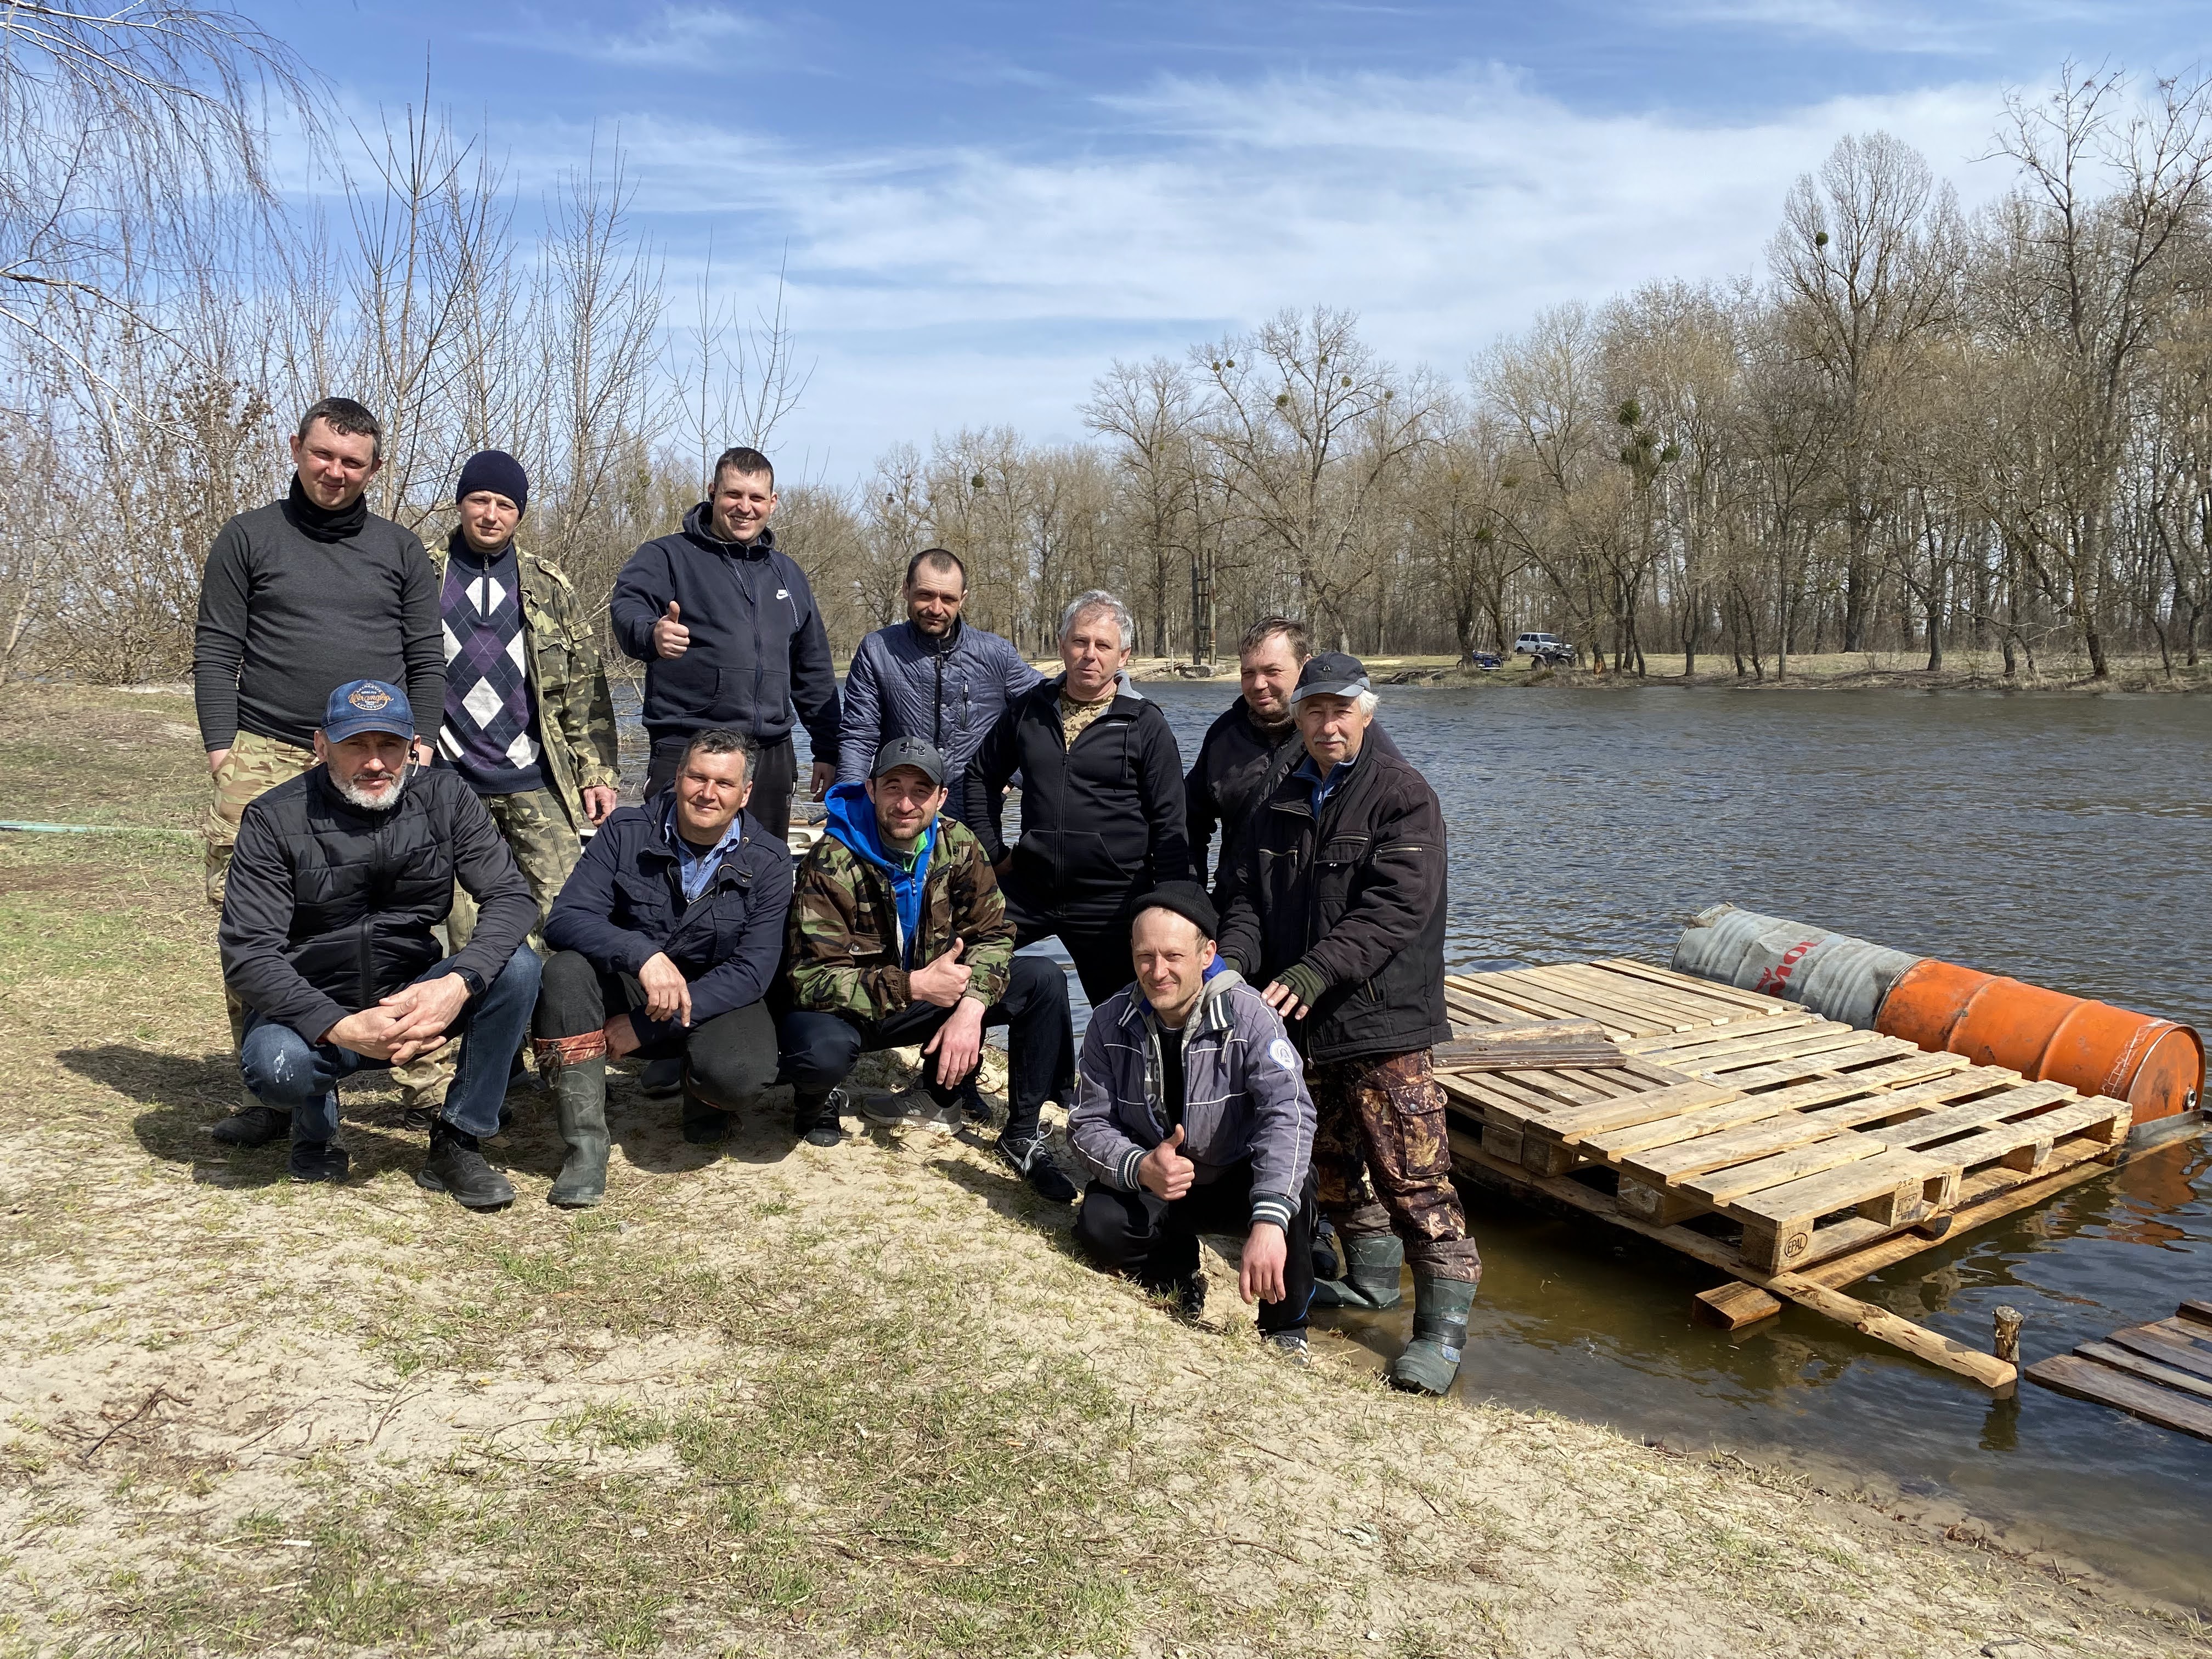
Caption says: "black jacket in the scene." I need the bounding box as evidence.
[219,766,535,1043]
[193,485,444,752]
[1216,742,1450,1065]
[607,510,842,755]
[959,675,1192,930]
[1186,699,1406,904]
[543,793,792,1047]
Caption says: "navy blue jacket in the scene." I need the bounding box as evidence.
[836,617,1040,819]
[543,792,792,1047]
[609,508,843,757]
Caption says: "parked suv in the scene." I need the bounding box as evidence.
[1513,631,1576,665]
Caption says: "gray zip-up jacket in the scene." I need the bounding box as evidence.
[1067,970,1316,1232]
[836,618,1039,817]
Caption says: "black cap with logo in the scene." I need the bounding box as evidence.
[870,736,947,786]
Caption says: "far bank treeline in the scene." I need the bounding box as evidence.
[1,20,2208,685]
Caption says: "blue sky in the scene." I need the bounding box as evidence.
[272,1,2209,481]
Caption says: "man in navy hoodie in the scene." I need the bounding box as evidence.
[609,446,842,841]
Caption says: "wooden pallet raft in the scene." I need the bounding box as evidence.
[2028,1302,2212,1441]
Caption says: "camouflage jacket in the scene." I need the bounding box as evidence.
[429,535,618,831]
[785,815,1016,1022]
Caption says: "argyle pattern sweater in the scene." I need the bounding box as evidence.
[437,542,546,796]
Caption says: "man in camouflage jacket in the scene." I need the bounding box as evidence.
[779,737,1079,1200]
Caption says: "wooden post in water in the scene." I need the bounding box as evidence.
[1993,1306,2024,1365]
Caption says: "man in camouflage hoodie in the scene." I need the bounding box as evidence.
[780,737,1079,1201]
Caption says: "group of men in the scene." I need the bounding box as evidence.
[191,397,1481,1395]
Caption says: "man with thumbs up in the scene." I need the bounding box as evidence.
[1068,884,1319,1357]
[610,445,842,842]
[779,738,1077,1199]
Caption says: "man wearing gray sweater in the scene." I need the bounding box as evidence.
[836,548,1039,821]
[192,396,445,1146]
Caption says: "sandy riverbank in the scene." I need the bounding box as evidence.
[1,682,2204,1657]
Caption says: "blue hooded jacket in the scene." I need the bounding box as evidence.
[822,781,935,968]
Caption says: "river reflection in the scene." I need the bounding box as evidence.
[623,680,2212,1604]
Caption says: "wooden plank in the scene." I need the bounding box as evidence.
[1688,1026,1899,1075]
[1853,1081,2072,1148]
[1448,1129,2015,1387]
[1474,980,1650,1036]
[1804,1156,2121,1288]
[1731,1148,1951,1271]
[1617,1177,1709,1226]
[2107,1324,2212,1383]
[1552,962,1729,1025]
[1629,1111,1871,1187]
[2076,1341,2212,1401]
[1582,1074,1908,1161]
[1694,1282,1783,1330]
[1619,1011,1824,1055]
[2179,1300,2212,1329]
[1533,963,1704,1031]
[1905,1094,2129,1178]
[1593,958,1790,1015]
[1682,1134,1881,1208]
[1520,1080,1744,1147]
[2026,1355,2212,1441]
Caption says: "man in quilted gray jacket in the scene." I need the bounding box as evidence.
[836,548,1039,821]
[1068,882,1319,1357]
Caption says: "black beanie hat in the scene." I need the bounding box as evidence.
[1133,881,1217,941]
[455,449,529,514]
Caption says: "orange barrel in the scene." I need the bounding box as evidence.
[1875,960,2205,1124]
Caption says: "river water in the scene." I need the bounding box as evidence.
[630,680,2212,1603]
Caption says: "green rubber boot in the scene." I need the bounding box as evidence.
[1389,1273,1477,1396]
[1311,1231,1404,1310]
[548,1055,610,1209]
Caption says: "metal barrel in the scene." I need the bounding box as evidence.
[1876,961,2205,1126]
[1671,903,1924,1031]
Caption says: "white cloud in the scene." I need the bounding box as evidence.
[516,5,765,71]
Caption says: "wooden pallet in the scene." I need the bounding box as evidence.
[1444,958,1793,1041]
[2028,1302,2212,1441]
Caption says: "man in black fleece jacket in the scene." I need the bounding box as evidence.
[608,445,841,841]
[193,398,446,1143]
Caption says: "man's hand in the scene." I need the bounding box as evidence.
[809,759,836,800]
[321,1005,408,1060]
[1261,979,1312,1022]
[637,952,693,1026]
[605,1012,641,1059]
[1137,1125,1195,1200]
[376,973,471,1064]
[582,785,620,825]
[923,996,985,1087]
[652,601,690,659]
[1239,1222,1288,1305]
[207,747,232,777]
[907,939,970,1008]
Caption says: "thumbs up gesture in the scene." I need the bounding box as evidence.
[653,600,690,659]
[907,938,972,1007]
[1138,1124,1195,1200]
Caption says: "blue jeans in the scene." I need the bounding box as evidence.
[239,950,543,1144]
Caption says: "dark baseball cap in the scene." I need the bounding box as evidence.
[1291,651,1370,704]
[870,736,946,786]
[321,679,414,742]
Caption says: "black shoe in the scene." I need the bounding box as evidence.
[415,1121,515,1209]
[956,1080,994,1126]
[995,1133,1077,1203]
[288,1140,349,1183]
[641,1057,684,1099]
[682,1101,734,1144]
[210,1105,290,1147]
[793,1086,847,1147]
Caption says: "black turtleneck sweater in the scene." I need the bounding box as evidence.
[194,477,443,752]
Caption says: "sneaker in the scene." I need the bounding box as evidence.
[210,1105,290,1147]
[640,1057,684,1099]
[681,1102,734,1144]
[288,1140,349,1183]
[995,1133,1077,1203]
[793,1086,848,1148]
[955,1080,994,1126]
[1264,1328,1312,1365]
[414,1122,515,1209]
[861,1086,944,1126]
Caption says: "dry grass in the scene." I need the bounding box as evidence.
[1,682,2205,1657]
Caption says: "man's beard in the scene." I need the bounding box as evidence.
[335,767,408,812]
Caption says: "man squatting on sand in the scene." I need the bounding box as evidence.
[1069,883,1321,1359]
[532,729,792,1204]
[779,736,1079,1200]
[194,398,446,1144]
[1216,652,1482,1395]
[219,681,542,1204]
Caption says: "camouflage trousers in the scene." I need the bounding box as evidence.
[402,788,582,1110]
[205,732,320,1111]
[1308,1047,1482,1283]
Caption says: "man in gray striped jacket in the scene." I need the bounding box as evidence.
[1069,883,1319,1357]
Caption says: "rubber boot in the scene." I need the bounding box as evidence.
[548,1056,610,1208]
[1388,1273,1477,1396]
[1311,1232,1404,1310]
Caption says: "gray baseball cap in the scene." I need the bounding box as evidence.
[870,736,947,786]
[1290,651,1370,704]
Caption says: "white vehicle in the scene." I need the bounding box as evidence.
[1513,631,1574,663]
